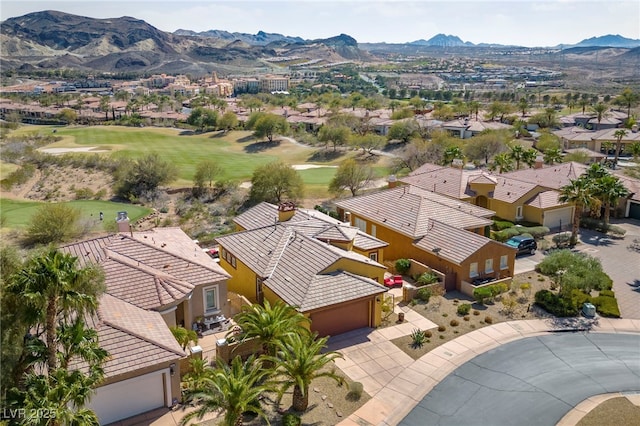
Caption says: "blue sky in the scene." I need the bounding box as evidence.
[1,1,639,47]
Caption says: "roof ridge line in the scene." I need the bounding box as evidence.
[101,315,185,357]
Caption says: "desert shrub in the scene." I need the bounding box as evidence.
[395,258,411,274]
[607,225,626,238]
[484,316,493,324]
[494,219,515,231]
[534,290,578,317]
[502,227,522,238]
[501,295,518,315]
[473,310,480,316]
[416,287,432,302]
[26,203,82,245]
[591,295,621,318]
[520,282,531,292]
[552,232,573,248]
[570,289,592,310]
[599,289,615,297]
[283,413,302,426]
[346,382,364,401]
[464,315,470,321]
[519,226,549,239]
[457,303,471,316]
[492,230,510,242]
[416,272,439,285]
[74,187,95,200]
[442,313,448,317]
[437,325,446,332]
[0,164,36,190]
[473,287,493,304]
[580,217,609,232]
[424,330,432,338]
[450,319,459,327]
[410,328,426,348]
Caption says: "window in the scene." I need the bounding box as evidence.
[515,206,523,220]
[485,258,494,274]
[369,252,378,262]
[470,262,479,278]
[354,217,367,232]
[203,286,219,312]
[370,224,377,237]
[500,255,508,270]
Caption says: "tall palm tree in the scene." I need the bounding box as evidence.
[230,300,309,358]
[267,333,344,412]
[508,144,526,170]
[522,148,539,168]
[584,162,609,180]
[517,97,529,117]
[493,152,513,173]
[181,356,272,426]
[558,177,597,245]
[613,129,628,165]
[593,174,629,224]
[591,102,608,130]
[578,98,590,115]
[9,249,104,372]
[615,87,639,119]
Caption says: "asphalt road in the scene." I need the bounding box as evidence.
[400,333,640,426]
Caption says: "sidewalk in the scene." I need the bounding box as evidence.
[337,317,640,426]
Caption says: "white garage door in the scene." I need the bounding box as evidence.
[88,370,167,425]
[544,207,573,230]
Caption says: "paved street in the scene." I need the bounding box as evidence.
[399,333,640,426]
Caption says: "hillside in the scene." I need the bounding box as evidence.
[0,10,372,74]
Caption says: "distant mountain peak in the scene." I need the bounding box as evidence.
[409,33,473,47]
[572,34,640,48]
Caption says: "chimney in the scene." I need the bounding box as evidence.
[116,211,130,233]
[388,174,397,189]
[534,155,544,169]
[277,201,296,222]
[344,211,351,223]
[632,124,638,133]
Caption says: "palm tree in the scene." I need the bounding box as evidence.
[181,356,272,426]
[508,144,526,170]
[170,326,199,351]
[615,87,639,119]
[585,162,609,180]
[493,152,513,173]
[9,249,104,372]
[267,333,344,412]
[543,148,563,165]
[517,98,529,117]
[593,174,629,224]
[578,98,590,115]
[613,129,628,165]
[443,146,464,166]
[230,300,309,358]
[522,148,538,168]
[591,102,608,130]
[558,177,597,245]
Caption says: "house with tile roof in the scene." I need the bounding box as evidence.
[554,124,640,156]
[60,225,230,424]
[215,202,388,336]
[335,187,515,291]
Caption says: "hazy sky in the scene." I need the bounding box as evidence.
[1,1,639,47]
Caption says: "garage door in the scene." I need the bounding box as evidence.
[629,201,640,220]
[88,370,167,425]
[544,207,573,231]
[310,299,370,337]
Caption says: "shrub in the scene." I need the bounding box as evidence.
[570,289,592,310]
[437,325,446,332]
[74,187,95,200]
[473,310,480,316]
[519,226,550,239]
[395,258,411,274]
[484,316,493,324]
[599,289,615,297]
[552,232,573,248]
[534,290,578,317]
[520,282,531,292]
[503,227,522,238]
[26,203,82,245]
[410,328,426,348]
[592,295,621,318]
[457,303,471,316]
[424,330,432,338]
[580,217,609,232]
[494,219,515,231]
[463,315,470,321]
[473,287,493,304]
[416,272,439,285]
[608,225,626,238]
[450,319,459,327]
[346,382,364,401]
[416,287,432,302]
[442,313,448,317]
[492,230,510,242]
[283,413,302,426]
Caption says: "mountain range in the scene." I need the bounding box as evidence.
[1,10,638,74]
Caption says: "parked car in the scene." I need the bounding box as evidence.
[505,236,537,255]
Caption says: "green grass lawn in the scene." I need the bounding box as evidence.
[0,161,19,179]
[0,199,151,230]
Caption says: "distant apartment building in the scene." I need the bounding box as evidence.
[142,74,177,88]
[260,74,289,92]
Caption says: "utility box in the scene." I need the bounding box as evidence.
[582,303,596,318]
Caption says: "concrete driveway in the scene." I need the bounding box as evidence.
[400,332,640,426]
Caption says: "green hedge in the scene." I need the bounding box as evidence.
[395,258,411,274]
[591,295,621,318]
[534,290,578,317]
[494,219,515,231]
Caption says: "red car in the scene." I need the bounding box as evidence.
[384,275,404,288]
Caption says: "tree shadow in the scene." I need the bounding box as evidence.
[243,140,281,153]
[307,149,345,162]
[209,131,227,138]
[178,130,196,136]
[237,135,255,143]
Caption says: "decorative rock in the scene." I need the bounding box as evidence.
[327,403,334,409]
[313,387,320,393]
[336,411,343,417]
[321,395,327,401]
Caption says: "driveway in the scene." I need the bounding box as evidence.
[575,219,640,319]
[400,332,640,426]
